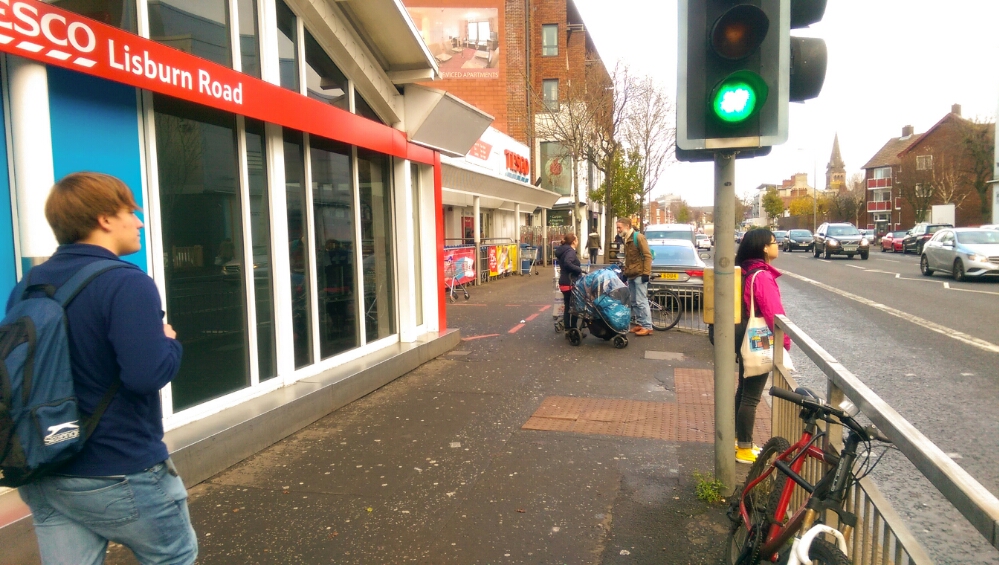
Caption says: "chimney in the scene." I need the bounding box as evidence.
[951,103,962,116]
[901,125,914,137]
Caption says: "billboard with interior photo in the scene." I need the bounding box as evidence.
[407,7,500,79]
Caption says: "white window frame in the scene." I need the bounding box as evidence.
[542,24,558,56]
[873,166,891,180]
[916,154,933,171]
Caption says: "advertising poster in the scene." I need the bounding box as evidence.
[407,7,500,79]
[444,247,476,285]
[487,246,498,276]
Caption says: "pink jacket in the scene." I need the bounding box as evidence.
[742,259,791,351]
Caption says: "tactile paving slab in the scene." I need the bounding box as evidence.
[524,368,771,443]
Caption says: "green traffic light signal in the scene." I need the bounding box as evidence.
[710,70,768,125]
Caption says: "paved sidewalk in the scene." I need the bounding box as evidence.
[108,267,760,565]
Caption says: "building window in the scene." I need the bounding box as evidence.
[355,93,383,123]
[276,0,299,93]
[916,155,933,170]
[51,0,137,33]
[283,129,314,368]
[243,118,276,380]
[873,167,891,180]
[310,136,357,359]
[873,190,891,202]
[543,79,558,111]
[357,149,396,342]
[148,0,232,68]
[305,29,349,110]
[153,94,249,411]
[915,183,931,198]
[542,24,558,56]
[236,0,261,78]
[540,141,571,196]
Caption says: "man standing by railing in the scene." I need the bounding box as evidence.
[617,218,653,336]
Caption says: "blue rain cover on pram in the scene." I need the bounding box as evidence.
[570,267,631,334]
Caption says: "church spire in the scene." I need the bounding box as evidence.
[826,133,846,191]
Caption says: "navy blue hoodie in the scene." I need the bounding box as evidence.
[7,244,182,475]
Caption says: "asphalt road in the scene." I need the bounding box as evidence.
[772,246,999,564]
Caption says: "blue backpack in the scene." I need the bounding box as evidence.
[0,259,130,487]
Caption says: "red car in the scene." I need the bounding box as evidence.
[880,230,907,253]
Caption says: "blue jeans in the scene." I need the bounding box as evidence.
[628,278,652,330]
[19,461,197,565]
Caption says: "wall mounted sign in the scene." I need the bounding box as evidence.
[0,0,436,165]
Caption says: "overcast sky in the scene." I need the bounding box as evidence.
[572,0,999,206]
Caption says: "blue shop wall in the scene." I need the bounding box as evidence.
[0,86,16,302]
[47,66,148,271]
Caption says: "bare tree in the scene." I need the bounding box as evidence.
[930,154,971,209]
[957,117,995,220]
[589,61,636,250]
[625,76,675,231]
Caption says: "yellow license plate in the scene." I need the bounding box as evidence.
[659,273,680,280]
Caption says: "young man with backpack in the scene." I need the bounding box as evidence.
[616,218,654,336]
[8,173,194,564]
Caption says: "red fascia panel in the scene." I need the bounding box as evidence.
[0,0,436,165]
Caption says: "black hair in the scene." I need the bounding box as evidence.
[735,228,775,266]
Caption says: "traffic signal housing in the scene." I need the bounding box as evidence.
[677,0,828,159]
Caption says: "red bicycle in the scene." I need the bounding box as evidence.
[727,386,891,565]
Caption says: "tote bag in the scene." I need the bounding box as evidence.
[740,271,774,376]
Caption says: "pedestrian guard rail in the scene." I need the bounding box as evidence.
[771,314,999,564]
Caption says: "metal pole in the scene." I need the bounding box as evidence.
[713,151,736,494]
[473,196,481,286]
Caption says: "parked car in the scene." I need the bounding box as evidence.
[645,223,696,247]
[695,233,712,250]
[980,224,999,230]
[858,228,875,241]
[902,223,952,255]
[647,239,706,292]
[920,228,999,281]
[880,230,907,253]
[735,231,746,243]
[813,222,870,260]
[783,229,813,252]
[773,230,789,246]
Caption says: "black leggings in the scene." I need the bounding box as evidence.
[734,358,768,447]
[562,290,577,330]
[588,249,598,264]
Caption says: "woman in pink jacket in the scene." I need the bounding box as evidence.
[734,228,791,464]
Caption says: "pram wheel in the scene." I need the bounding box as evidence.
[612,335,628,349]
[567,328,582,346]
[463,290,470,300]
[554,320,564,332]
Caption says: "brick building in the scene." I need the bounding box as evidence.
[862,104,994,234]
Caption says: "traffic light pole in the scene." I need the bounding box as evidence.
[713,151,736,494]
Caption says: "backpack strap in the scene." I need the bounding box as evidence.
[54,259,133,308]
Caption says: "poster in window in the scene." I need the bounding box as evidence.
[406,6,500,79]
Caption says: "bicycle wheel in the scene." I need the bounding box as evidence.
[649,289,682,331]
[727,436,791,565]
[798,538,849,565]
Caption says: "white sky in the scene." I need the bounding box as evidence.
[572,0,999,206]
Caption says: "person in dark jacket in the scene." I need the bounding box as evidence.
[733,228,791,465]
[13,173,195,565]
[554,233,583,335]
[585,230,601,265]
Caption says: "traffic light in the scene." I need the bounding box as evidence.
[677,0,828,160]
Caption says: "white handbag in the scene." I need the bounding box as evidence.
[740,271,775,376]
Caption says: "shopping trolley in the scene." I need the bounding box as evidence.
[519,245,540,275]
[445,257,470,302]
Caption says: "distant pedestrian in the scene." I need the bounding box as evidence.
[586,229,601,265]
[13,173,195,565]
[616,218,653,336]
[554,233,583,335]
[733,228,791,465]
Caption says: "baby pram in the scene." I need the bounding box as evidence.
[565,265,630,348]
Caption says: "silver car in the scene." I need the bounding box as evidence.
[647,239,706,292]
[920,228,999,281]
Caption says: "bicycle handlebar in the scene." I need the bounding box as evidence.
[768,386,875,440]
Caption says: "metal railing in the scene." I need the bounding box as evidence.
[648,285,709,334]
[772,314,999,564]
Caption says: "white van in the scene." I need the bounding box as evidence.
[644,223,697,246]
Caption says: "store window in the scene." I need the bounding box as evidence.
[357,149,396,342]
[540,141,571,196]
[283,129,314,368]
[305,29,349,110]
[148,0,232,68]
[153,94,249,411]
[542,24,558,57]
[310,136,358,359]
[411,164,423,327]
[50,0,137,33]
[276,0,299,93]
[236,0,261,78]
[244,118,276,380]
